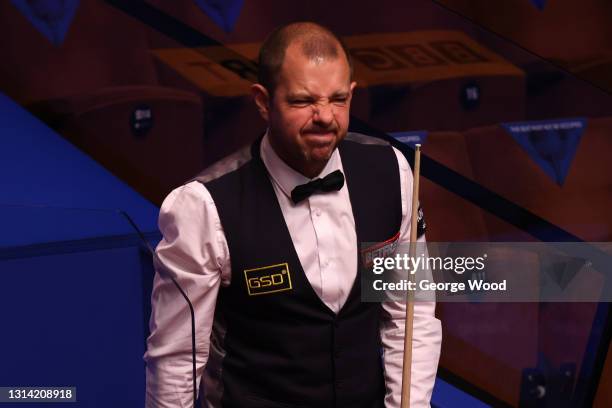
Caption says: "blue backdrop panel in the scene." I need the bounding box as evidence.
[501,118,586,187]
[431,378,491,408]
[0,92,158,234]
[390,130,429,148]
[10,0,80,46]
[0,244,148,406]
[531,0,547,10]
[193,0,244,32]
[0,90,159,406]
[0,205,139,249]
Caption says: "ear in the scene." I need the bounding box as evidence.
[347,81,357,104]
[251,84,270,121]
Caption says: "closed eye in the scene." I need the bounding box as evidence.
[288,98,313,107]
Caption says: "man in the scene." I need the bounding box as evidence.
[145,22,441,407]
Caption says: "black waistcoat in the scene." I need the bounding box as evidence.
[202,133,402,408]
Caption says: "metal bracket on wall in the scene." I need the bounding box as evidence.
[520,363,576,407]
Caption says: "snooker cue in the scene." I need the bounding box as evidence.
[400,143,421,408]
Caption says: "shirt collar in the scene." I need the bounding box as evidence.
[260,130,343,199]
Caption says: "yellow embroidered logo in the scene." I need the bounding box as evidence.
[244,263,293,296]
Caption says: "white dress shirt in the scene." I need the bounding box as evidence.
[144,133,442,408]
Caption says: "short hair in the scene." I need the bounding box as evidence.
[257,22,353,95]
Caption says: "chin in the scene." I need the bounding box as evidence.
[307,146,335,163]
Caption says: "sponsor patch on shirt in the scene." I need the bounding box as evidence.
[360,205,427,268]
[361,231,401,268]
[244,263,293,296]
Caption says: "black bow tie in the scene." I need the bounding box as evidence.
[291,170,345,204]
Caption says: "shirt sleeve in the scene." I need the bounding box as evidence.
[144,181,231,408]
[380,147,443,408]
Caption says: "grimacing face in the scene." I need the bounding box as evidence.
[252,42,357,178]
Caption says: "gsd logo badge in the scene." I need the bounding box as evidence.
[244,263,293,296]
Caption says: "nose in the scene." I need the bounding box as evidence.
[312,101,334,127]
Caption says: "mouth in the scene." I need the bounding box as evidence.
[302,131,336,145]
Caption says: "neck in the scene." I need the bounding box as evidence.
[298,163,325,179]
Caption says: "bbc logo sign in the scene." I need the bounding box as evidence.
[351,41,489,71]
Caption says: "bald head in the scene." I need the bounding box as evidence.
[257,22,353,95]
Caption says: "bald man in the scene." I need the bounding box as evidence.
[144,22,441,408]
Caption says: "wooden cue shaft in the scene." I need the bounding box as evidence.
[400,144,422,408]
